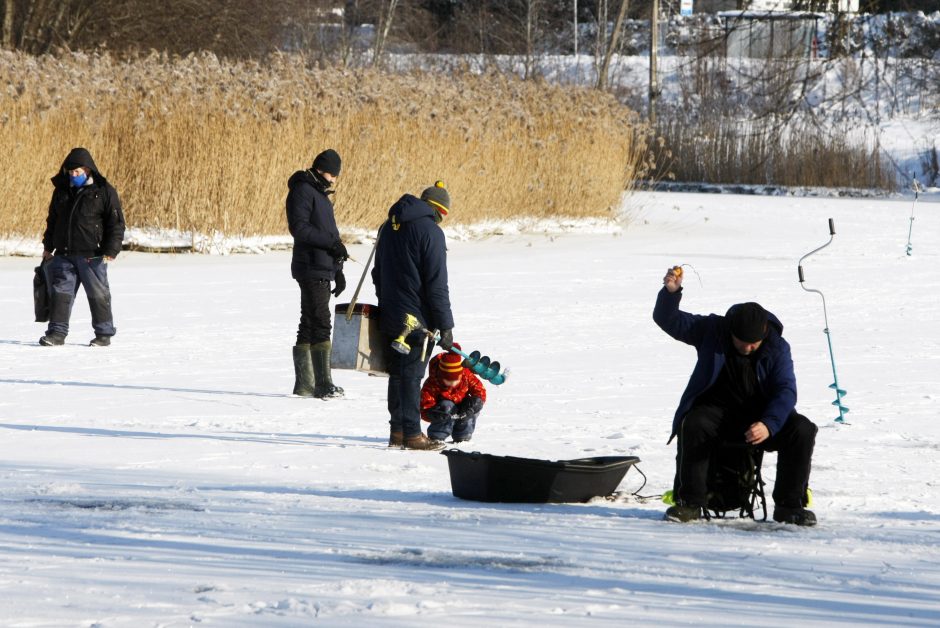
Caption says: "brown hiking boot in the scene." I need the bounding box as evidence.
[403,434,445,451]
[388,431,403,448]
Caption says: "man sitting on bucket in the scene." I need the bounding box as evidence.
[420,343,487,444]
[653,266,818,526]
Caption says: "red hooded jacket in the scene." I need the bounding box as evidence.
[420,353,487,422]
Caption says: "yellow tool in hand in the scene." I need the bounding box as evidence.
[390,313,422,354]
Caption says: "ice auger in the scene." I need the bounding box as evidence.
[905,179,923,256]
[798,218,849,424]
[390,313,510,385]
[447,347,509,386]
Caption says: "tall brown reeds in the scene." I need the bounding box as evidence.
[1,51,646,239]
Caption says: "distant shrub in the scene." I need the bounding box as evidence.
[650,114,896,191]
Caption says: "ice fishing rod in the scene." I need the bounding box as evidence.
[798,218,848,424]
[905,178,922,257]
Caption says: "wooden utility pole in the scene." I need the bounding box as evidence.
[649,0,659,125]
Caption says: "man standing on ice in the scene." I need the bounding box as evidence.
[372,181,455,451]
[286,148,347,399]
[653,266,818,526]
[40,147,125,347]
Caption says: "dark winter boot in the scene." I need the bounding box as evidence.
[773,506,817,527]
[388,431,404,448]
[39,333,66,346]
[311,340,344,399]
[664,503,703,523]
[292,344,316,397]
[403,434,445,451]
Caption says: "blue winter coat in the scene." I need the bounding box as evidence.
[286,170,342,281]
[371,194,454,337]
[653,287,798,441]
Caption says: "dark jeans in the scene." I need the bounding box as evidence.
[425,398,480,441]
[386,333,433,438]
[675,404,817,509]
[46,254,115,337]
[296,278,332,345]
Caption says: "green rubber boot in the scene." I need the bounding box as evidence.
[311,340,344,399]
[292,344,316,397]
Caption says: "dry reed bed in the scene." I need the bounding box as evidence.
[1,51,646,239]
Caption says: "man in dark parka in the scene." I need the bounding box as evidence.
[40,147,125,347]
[372,181,455,450]
[653,266,818,526]
[286,148,347,398]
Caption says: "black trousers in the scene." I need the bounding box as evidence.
[675,404,817,509]
[296,278,332,345]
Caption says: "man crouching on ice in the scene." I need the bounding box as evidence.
[653,266,818,526]
[420,344,486,444]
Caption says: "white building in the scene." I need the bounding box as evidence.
[690,0,859,14]
[747,0,859,11]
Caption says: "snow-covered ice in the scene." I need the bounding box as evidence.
[1,190,939,626]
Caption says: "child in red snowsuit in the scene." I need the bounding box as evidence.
[420,346,487,443]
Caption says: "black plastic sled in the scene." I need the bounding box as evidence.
[442,449,640,503]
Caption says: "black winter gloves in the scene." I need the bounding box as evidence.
[332,270,346,297]
[329,240,349,262]
[465,395,484,415]
[427,400,456,422]
[438,329,454,350]
[453,396,484,421]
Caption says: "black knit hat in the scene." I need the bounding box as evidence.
[420,181,451,216]
[312,149,342,177]
[728,302,768,343]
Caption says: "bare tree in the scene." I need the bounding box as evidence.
[2,0,98,54]
[2,0,13,49]
[596,0,629,91]
[372,0,399,67]
[594,0,608,80]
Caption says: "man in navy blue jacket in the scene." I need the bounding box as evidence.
[372,181,454,450]
[653,266,818,525]
[286,148,347,399]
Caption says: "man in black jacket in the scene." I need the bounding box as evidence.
[372,181,455,450]
[286,148,347,399]
[40,147,125,347]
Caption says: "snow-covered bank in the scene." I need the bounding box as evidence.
[1,191,939,625]
[3,186,937,258]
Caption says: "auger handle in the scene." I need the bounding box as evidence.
[798,217,836,275]
[346,221,386,321]
[448,347,471,361]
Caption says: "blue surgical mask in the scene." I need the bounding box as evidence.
[69,172,88,187]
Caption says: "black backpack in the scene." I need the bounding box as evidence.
[33,260,51,322]
[706,444,767,520]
